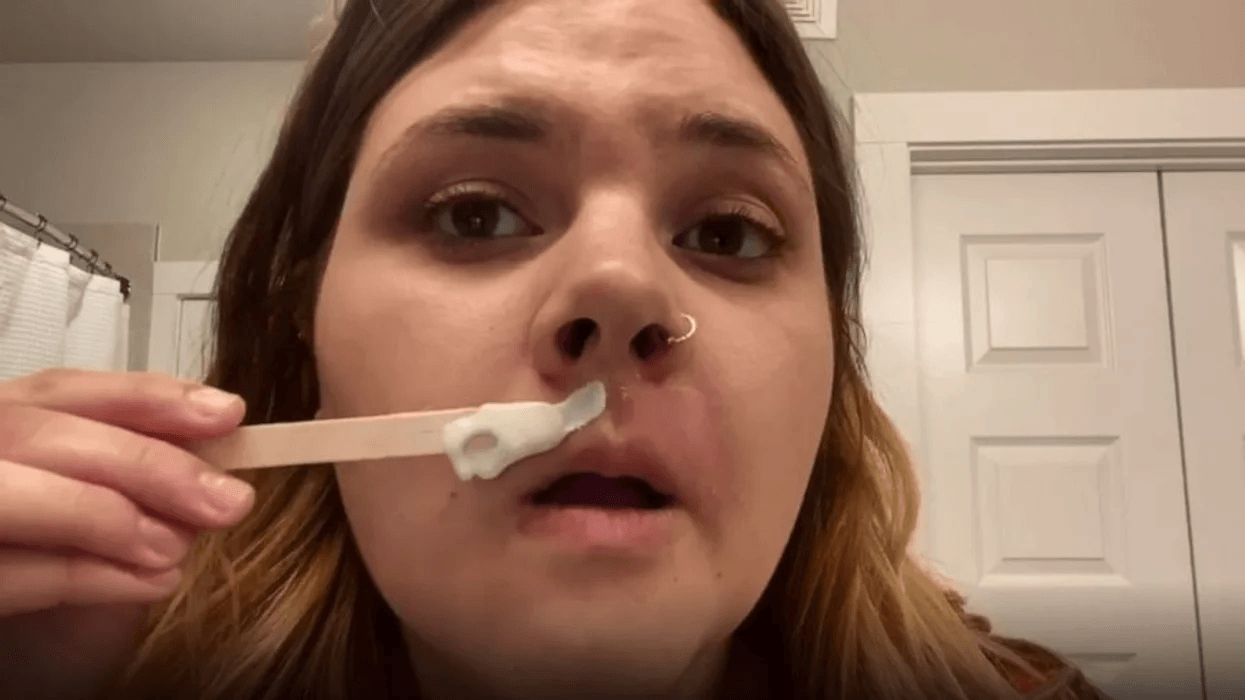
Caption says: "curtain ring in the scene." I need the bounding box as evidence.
[31,215,50,245]
[86,249,101,274]
[66,233,79,248]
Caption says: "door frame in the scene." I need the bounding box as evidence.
[852,87,1245,549]
[148,260,218,377]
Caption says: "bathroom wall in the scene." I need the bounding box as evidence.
[0,61,301,261]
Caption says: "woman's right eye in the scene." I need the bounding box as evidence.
[422,190,540,240]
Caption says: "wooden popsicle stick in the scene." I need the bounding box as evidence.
[193,407,476,471]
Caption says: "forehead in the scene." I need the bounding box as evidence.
[363,0,807,167]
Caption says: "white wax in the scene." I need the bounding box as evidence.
[442,381,607,481]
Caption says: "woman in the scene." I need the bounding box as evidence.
[0,1,1108,698]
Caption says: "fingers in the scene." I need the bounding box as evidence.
[0,549,181,619]
[0,369,246,439]
[0,460,193,570]
[0,370,250,625]
[0,406,254,530]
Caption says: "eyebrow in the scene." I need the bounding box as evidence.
[374,101,805,186]
[416,103,551,141]
[676,111,802,173]
[370,103,550,180]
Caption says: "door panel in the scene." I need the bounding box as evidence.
[147,261,217,380]
[1162,171,1245,700]
[175,297,213,381]
[912,172,1201,698]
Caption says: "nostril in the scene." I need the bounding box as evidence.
[557,318,598,360]
[631,323,671,361]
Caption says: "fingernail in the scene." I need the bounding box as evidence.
[188,387,242,415]
[199,470,254,517]
[138,517,187,567]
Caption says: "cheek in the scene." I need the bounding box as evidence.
[314,242,553,625]
[335,459,462,544]
[312,239,532,417]
[704,297,833,577]
[334,458,523,626]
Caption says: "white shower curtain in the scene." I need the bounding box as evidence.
[0,222,130,381]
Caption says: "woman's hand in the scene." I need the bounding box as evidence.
[0,369,256,696]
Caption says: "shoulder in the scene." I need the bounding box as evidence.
[989,634,1114,700]
[946,589,1112,699]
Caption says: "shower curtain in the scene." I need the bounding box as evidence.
[0,222,130,382]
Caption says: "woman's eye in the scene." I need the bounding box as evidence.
[673,214,780,259]
[428,196,534,239]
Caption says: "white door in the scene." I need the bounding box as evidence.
[911,172,1202,698]
[148,262,218,381]
[1163,171,1245,700]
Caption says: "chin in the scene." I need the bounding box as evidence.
[454,625,720,700]
[403,583,733,700]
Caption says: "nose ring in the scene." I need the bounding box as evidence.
[667,313,697,345]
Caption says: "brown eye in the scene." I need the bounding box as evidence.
[673,214,778,259]
[430,196,533,239]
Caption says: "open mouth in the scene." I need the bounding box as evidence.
[529,473,675,510]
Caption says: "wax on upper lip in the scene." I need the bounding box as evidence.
[441,381,607,481]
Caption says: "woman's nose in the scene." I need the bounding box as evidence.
[530,208,691,379]
[554,314,693,364]
[535,260,688,374]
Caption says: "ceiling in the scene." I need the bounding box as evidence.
[0,0,327,63]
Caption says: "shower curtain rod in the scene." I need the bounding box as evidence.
[0,192,131,299]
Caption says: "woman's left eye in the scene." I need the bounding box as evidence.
[672,213,782,260]
[426,195,536,240]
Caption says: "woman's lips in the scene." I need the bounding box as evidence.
[516,505,678,549]
[515,438,683,550]
[503,380,725,550]
[524,440,679,503]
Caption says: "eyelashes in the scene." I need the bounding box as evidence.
[671,204,785,260]
[418,182,542,241]
[415,182,788,261]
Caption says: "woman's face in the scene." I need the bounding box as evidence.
[314,0,833,695]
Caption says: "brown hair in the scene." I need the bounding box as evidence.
[114,1,1105,698]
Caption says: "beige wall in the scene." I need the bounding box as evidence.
[0,61,302,262]
[812,0,1245,108]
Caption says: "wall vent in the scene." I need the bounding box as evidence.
[782,0,837,39]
